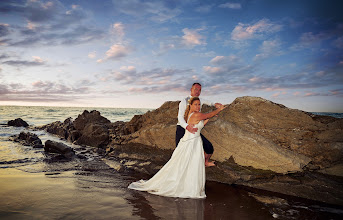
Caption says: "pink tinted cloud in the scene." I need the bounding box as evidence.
[231,19,282,41]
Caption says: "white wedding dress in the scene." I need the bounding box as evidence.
[128,113,206,199]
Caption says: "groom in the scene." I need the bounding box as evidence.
[176,83,223,167]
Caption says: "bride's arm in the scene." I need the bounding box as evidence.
[192,105,226,122]
[204,119,209,126]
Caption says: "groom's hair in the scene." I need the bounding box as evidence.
[192,82,201,87]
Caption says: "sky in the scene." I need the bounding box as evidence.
[0,0,342,112]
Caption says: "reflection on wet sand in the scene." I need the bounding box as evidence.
[125,180,276,220]
[128,191,205,220]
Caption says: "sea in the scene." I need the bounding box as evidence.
[0,105,342,220]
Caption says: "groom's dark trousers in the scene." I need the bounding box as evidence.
[175,125,214,154]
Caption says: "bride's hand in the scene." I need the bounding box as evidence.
[219,105,226,111]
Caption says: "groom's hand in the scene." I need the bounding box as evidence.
[186,124,198,134]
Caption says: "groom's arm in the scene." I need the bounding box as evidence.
[177,99,188,129]
[177,99,198,133]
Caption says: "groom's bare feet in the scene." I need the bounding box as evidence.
[205,161,215,167]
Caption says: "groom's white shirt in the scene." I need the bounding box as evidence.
[177,96,214,129]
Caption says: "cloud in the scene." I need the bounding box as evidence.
[111,22,125,41]
[304,92,319,97]
[151,27,207,54]
[111,66,137,83]
[0,53,11,60]
[0,79,93,102]
[194,5,213,13]
[32,56,45,63]
[231,19,282,41]
[1,1,104,47]
[126,84,187,94]
[200,49,343,97]
[203,66,225,75]
[0,23,10,36]
[218,3,241,9]
[210,55,241,65]
[332,36,343,49]
[181,28,206,48]
[31,80,87,94]
[88,51,97,59]
[105,44,130,60]
[111,0,181,23]
[103,66,194,90]
[95,65,201,95]
[2,56,47,67]
[290,25,343,51]
[254,39,283,61]
[330,88,343,96]
[26,21,36,30]
[289,89,343,98]
[290,30,333,51]
[203,54,249,81]
[300,32,329,44]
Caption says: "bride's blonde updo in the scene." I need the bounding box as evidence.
[184,96,200,122]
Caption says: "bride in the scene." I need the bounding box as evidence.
[128,97,226,198]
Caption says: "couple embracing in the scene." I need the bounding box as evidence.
[129,83,225,198]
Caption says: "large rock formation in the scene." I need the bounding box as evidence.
[37,96,343,205]
[115,97,343,174]
[39,110,113,148]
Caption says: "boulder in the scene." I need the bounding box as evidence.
[73,110,111,131]
[38,111,112,148]
[74,123,110,147]
[40,117,75,141]
[72,110,111,147]
[7,118,29,127]
[44,140,75,159]
[10,132,43,148]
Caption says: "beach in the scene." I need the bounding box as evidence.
[1,105,343,219]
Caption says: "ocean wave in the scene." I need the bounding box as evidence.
[311,112,343,118]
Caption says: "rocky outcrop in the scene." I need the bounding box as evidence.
[35,96,343,205]
[37,96,343,174]
[10,132,43,148]
[8,118,29,127]
[117,101,178,149]
[44,140,75,159]
[39,110,113,148]
[114,97,343,174]
[216,97,343,170]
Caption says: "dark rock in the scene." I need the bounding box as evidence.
[38,110,112,148]
[39,117,75,141]
[10,132,43,148]
[73,110,111,131]
[44,140,75,159]
[74,123,109,148]
[7,118,29,127]
[69,130,81,142]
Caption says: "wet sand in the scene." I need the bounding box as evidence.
[1,165,342,220]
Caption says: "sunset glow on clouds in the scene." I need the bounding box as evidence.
[0,0,342,112]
